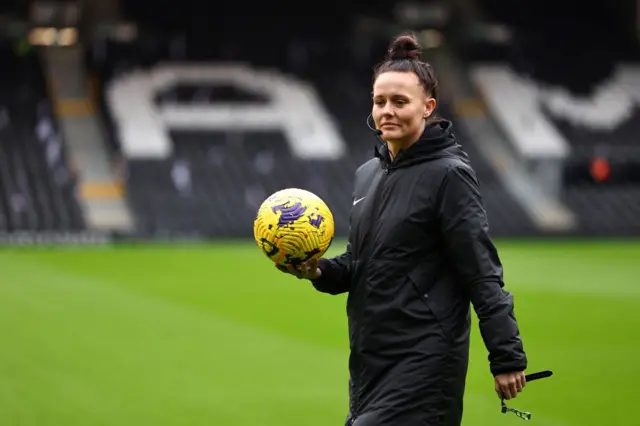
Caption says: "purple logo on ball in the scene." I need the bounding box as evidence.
[309,213,324,229]
[272,202,307,227]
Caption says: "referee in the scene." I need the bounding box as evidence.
[279,31,527,426]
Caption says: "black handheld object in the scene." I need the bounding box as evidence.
[500,370,553,421]
[525,370,553,382]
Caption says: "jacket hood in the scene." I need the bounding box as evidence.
[374,119,469,169]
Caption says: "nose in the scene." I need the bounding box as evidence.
[381,102,395,117]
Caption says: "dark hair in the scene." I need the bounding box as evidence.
[373,32,439,103]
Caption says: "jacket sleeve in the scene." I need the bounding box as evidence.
[310,240,352,295]
[436,164,527,376]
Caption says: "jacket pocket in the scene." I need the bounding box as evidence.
[406,261,451,341]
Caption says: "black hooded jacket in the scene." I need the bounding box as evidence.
[311,120,527,426]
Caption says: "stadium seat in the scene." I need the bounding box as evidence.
[88,20,639,237]
[465,2,640,235]
[0,44,85,232]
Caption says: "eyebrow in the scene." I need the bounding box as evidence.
[371,93,411,99]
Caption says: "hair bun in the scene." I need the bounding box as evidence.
[387,33,422,61]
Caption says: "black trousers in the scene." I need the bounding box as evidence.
[343,400,464,426]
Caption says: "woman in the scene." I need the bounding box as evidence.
[278,32,528,426]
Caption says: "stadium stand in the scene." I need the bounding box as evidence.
[87,26,538,238]
[437,104,538,236]
[0,42,85,232]
[463,1,640,234]
[0,3,635,238]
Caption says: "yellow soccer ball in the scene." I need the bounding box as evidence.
[254,188,335,267]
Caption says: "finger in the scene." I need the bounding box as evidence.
[508,380,519,399]
[499,382,512,400]
[300,264,314,279]
[517,373,525,391]
[520,372,526,389]
[504,387,513,400]
[307,262,319,277]
[298,263,310,278]
[286,264,300,276]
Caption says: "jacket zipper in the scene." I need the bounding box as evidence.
[352,163,392,418]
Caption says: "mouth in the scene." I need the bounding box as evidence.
[380,123,399,129]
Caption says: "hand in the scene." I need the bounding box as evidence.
[275,259,321,280]
[495,371,526,400]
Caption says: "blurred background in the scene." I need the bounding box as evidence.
[0,0,638,425]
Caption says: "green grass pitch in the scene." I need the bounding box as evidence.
[0,240,638,425]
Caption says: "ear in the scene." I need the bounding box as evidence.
[423,97,437,118]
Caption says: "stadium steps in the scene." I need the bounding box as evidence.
[429,45,576,232]
[40,46,134,232]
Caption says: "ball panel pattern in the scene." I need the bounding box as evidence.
[254,188,335,266]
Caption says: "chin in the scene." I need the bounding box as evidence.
[382,129,404,141]
[382,127,400,136]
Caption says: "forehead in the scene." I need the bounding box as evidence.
[373,71,422,97]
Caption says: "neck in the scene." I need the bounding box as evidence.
[386,142,403,160]
[387,136,417,159]
[386,123,425,159]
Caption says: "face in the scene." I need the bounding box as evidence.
[372,71,436,146]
